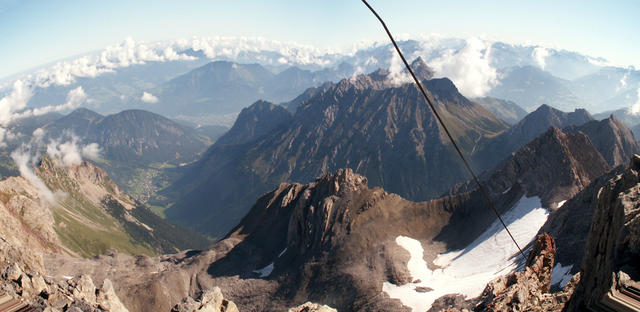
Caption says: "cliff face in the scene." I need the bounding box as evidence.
[565,115,640,167]
[565,155,640,311]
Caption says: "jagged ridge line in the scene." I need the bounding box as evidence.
[360,0,527,260]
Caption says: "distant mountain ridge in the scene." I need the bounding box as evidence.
[40,108,213,202]
[150,60,354,117]
[164,60,509,237]
[472,96,527,125]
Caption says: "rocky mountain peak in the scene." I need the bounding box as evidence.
[313,168,368,196]
[565,114,640,167]
[409,56,435,81]
[477,126,610,206]
[214,100,291,146]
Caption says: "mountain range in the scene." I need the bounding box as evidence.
[1,42,640,312]
[163,58,510,237]
[30,121,627,311]
[9,38,640,132]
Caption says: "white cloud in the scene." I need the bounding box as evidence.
[618,69,630,91]
[81,143,101,160]
[140,91,159,103]
[386,48,413,86]
[46,136,101,167]
[628,88,640,115]
[428,37,499,97]
[12,86,86,121]
[32,128,45,142]
[0,79,33,126]
[532,46,551,69]
[11,146,56,204]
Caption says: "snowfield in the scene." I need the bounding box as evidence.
[551,263,573,288]
[383,195,549,311]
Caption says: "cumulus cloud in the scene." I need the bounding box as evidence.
[32,127,45,142]
[618,69,631,91]
[11,146,56,203]
[12,86,87,121]
[0,79,33,126]
[628,88,640,115]
[428,37,499,97]
[386,48,413,86]
[140,91,159,103]
[81,143,101,159]
[46,136,101,167]
[532,46,551,69]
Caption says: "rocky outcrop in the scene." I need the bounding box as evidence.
[565,155,640,311]
[475,234,577,312]
[288,302,337,312]
[1,262,128,312]
[172,287,238,312]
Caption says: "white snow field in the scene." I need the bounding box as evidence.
[383,195,549,311]
[551,263,573,288]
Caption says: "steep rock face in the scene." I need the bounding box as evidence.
[214,100,292,146]
[456,127,610,208]
[473,104,594,172]
[537,166,623,278]
[166,63,508,237]
[566,115,640,167]
[566,155,640,311]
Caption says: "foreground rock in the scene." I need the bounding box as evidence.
[475,234,577,312]
[1,262,128,312]
[288,302,337,312]
[172,287,238,312]
[565,155,640,311]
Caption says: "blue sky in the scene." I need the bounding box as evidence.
[1,0,638,78]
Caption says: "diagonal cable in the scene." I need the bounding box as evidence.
[361,0,526,260]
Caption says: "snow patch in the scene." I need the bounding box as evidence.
[557,200,567,208]
[253,262,274,278]
[551,263,573,288]
[383,195,549,311]
[502,186,512,194]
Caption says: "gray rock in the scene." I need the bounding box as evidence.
[5,263,22,281]
[72,275,96,304]
[288,302,337,312]
[97,279,129,312]
[31,274,49,294]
